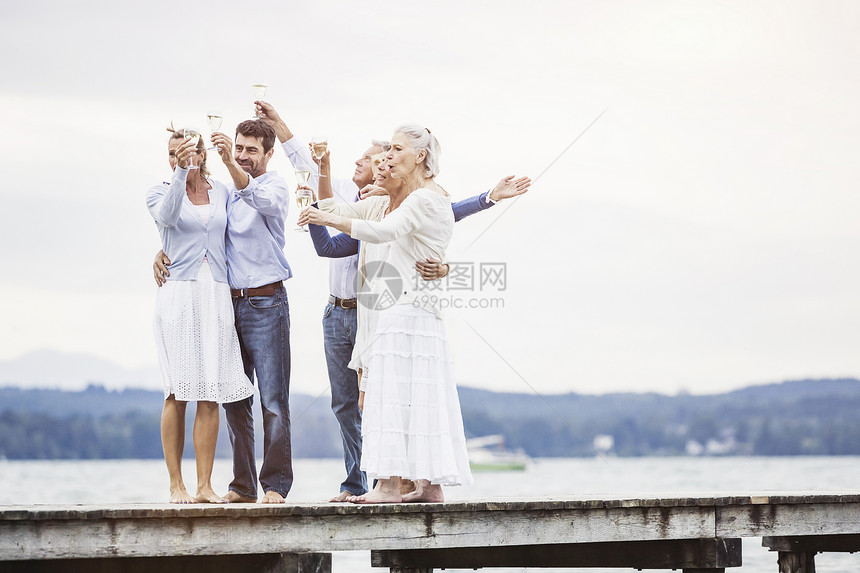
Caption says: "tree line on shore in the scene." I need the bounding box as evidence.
[2,378,859,459]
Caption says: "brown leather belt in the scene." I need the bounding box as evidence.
[231,281,282,298]
[328,295,357,309]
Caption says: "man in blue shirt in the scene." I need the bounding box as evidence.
[156,120,293,504]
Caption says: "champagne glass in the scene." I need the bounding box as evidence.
[205,112,223,151]
[295,168,311,187]
[294,181,313,232]
[252,83,268,117]
[310,135,328,178]
[184,129,201,170]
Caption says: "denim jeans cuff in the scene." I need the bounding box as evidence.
[229,486,257,499]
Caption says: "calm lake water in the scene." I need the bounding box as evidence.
[2,456,859,572]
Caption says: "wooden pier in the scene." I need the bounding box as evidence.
[2,492,860,572]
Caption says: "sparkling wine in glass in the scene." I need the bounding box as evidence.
[205,112,223,151]
[294,186,313,232]
[185,129,201,170]
[252,83,268,117]
[311,136,328,178]
[295,169,311,186]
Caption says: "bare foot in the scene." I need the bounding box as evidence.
[261,490,286,504]
[347,489,402,504]
[400,479,416,496]
[169,486,195,504]
[329,490,355,503]
[194,487,226,504]
[401,480,444,503]
[222,490,257,503]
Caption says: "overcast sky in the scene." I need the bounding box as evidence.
[2,0,859,396]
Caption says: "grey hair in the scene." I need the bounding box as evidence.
[371,139,391,152]
[393,124,441,178]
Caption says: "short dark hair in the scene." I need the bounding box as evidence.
[235,120,276,153]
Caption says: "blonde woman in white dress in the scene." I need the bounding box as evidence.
[146,128,255,503]
[300,125,472,503]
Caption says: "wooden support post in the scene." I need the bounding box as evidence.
[373,538,742,570]
[776,552,816,573]
[0,552,332,573]
[760,534,860,573]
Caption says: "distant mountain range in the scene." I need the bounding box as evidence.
[3,376,860,460]
[0,350,160,391]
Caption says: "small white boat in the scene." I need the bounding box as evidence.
[467,435,531,471]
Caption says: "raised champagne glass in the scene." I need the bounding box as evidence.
[252,83,268,117]
[205,112,223,151]
[310,135,328,178]
[294,175,313,232]
[185,129,201,170]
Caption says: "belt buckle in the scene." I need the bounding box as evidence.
[235,289,246,298]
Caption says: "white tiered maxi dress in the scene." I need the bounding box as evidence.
[360,304,472,485]
[322,189,473,486]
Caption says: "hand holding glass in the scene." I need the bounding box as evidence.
[185,131,200,170]
[311,136,328,177]
[295,186,314,232]
[205,113,223,151]
[252,84,267,117]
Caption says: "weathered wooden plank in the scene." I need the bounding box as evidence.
[0,505,715,561]
[4,493,860,567]
[763,534,860,553]
[5,494,860,523]
[0,552,331,573]
[717,503,860,538]
[372,538,743,569]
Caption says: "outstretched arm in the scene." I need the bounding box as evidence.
[298,207,354,236]
[451,175,531,222]
[308,223,360,258]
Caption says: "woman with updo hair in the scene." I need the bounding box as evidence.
[146,127,254,504]
[300,124,473,503]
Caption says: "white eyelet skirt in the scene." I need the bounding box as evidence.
[360,304,473,486]
[153,261,254,404]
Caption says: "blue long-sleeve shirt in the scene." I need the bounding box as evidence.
[225,171,292,289]
[308,191,495,259]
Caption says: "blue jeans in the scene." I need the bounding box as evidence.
[323,303,367,495]
[224,286,293,499]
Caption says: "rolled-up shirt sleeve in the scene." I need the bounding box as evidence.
[281,136,320,193]
[236,175,290,218]
[146,167,189,228]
